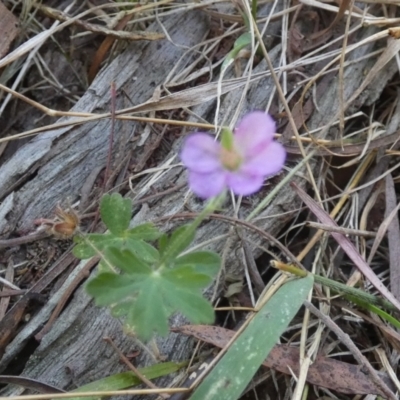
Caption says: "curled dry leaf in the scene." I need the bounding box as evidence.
[34,206,80,238]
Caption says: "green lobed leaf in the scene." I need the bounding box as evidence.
[72,237,89,259]
[126,264,215,340]
[175,251,220,276]
[73,233,159,263]
[177,293,214,324]
[100,193,132,235]
[158,233,168,256]
[86,245,217,341]
[190,276,313,400]
[86,272,139,306]
[161,282,215,324]
[163,266,213,289]
[105,247,153,275]
[125,238,159,263]
[128,278,170,339]
[73,234,112,259]
[161,225,196,265]
[127,223,161,241]
[110,300,131,319]
[98,258,113,273]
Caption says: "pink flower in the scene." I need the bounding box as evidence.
[181,112,286,198]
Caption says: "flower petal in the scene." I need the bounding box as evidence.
[188,170,226,199]
[234,111,276,157]
[226,170,264,196]
[241,141,286,176]
[181,133,221,173]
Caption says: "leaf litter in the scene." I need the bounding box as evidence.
[1,1,400,399]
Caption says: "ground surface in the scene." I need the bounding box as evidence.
[0,1,400,399]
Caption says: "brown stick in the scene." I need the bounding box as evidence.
[103,337,169,399]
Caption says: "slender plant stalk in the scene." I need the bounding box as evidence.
[272,261,398,313]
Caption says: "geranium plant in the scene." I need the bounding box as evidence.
[74,112,285,341]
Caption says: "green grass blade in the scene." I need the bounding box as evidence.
[346,294,400,329]
[189,276,313,400]
[69,361,187,400]
[273,262,400,328]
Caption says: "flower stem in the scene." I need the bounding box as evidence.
[189,192,226,232]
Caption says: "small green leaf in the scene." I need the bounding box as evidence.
[100,193,132,235]
[190,276,313,400]
[221,32,252,72]
[175,251,220,276]
[70,361,187,400]
[73,236,92,259]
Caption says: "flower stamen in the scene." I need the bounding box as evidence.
[220,147,242,171]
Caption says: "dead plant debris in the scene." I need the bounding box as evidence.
[0,1,400,399]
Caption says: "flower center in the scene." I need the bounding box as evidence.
[220,147,242,171]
